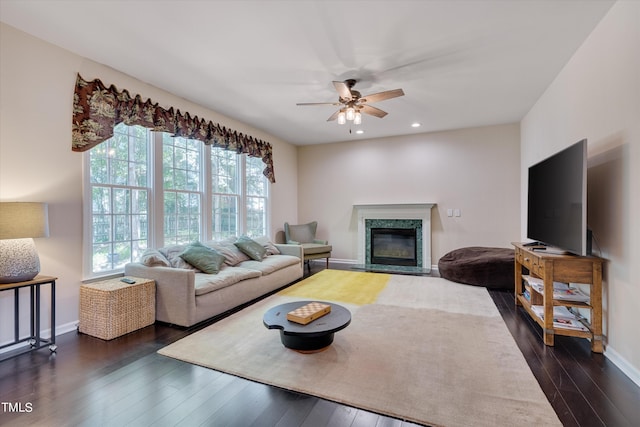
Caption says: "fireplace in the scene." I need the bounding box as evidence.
[364,218,422,266]
[370,227,418,266]
[354,203,435,273]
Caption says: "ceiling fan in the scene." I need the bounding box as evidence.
[297,79,404,124]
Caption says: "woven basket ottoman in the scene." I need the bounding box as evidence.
[79,276,155,340]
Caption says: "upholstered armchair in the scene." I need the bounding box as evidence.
[284,221,332,272]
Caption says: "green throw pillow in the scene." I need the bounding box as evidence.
[179,242,225,274]
[234,236,267,261]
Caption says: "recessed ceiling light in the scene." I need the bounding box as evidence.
[356,129,364,134]
[411,123,421,128]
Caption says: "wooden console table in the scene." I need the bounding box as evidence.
[513,243,604,353]
[0,275,57,361]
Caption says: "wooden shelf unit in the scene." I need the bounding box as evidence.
[513,243,604,353]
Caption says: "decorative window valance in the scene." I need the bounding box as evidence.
[72,74,275,182]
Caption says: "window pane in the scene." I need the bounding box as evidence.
[131,214,147,240]
[112,132,129,160]
[92,243,111,272]
[246,155,267,197]
[133,138,147,163]
[211,147,239,238]
[131,240,147,265]
[93,215,111,244]
[110,160,128,186]
[212,194,238,240]
[88,124,149,276]
[113,242,131,270]
[245,154,268,237]
[113,188,130,214]
[163,136,201,191]
[89,145,108,184]
[113,214,130,241]
[246,196,266,237]
[133,162,147,187]
[92,186,111,214]
[162,135,203,245]
[133,189,147,214]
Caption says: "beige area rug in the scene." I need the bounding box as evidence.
[158,270,561,427]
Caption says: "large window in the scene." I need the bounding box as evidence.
[84,124,270,278]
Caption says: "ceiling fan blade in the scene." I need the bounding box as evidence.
[333,81,353,101]
[326,110,341,121]
[360,104,388,118]
[296,102,341,106]
[360,89,405,104]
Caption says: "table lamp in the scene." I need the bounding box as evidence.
[0,202,49,283]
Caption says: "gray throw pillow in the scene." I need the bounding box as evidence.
[179,242,225,274]
[234,236,267,261]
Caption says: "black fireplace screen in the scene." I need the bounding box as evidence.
[370,228,418,266]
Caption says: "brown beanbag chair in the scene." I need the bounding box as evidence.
[438,247,514,290]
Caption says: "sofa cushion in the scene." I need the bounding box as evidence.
[238,254,301,276]
[301,242,332,255]
[140,248,170,267]
[205,238,251,266]
[234,236,267,261]
[194,266,262,296]
[179,242,225,274]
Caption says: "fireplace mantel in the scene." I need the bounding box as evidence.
[353,203,436,268]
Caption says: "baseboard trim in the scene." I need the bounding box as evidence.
[605,345,640,387]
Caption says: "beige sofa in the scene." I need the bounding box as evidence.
[124,237,303,327]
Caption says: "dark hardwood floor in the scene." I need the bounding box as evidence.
[1,263,639,426]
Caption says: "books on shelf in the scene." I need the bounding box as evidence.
[523,275,590,303]
[530,305,589,331]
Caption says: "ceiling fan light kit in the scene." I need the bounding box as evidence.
[297,79,404,126]
[346,107,356,121]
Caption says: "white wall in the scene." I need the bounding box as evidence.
[296,124,521,266]
[521,1,640,382]
[0,23,299,342]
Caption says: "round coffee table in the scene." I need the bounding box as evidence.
[263,301,351,353]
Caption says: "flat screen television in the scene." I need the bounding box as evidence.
[527,139,590,256]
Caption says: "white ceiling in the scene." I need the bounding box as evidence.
[0,0,615,145]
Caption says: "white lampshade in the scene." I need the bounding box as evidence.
[0,202,49,283]
[337,111,346,125]
[346,107,356,121]
[353,111,362,125]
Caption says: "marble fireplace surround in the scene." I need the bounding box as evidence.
[354,203,436,270]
